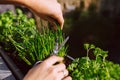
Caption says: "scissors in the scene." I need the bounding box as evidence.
[52,36,69,55]
[34,36,74,67]
[52,36,74,61]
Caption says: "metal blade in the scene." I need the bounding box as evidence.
[58,36,69,52]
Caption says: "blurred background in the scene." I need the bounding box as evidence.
[0,0,120,64]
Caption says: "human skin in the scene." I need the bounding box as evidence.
[0,0,71,80]
[0,0,64,29]
[23,56,72,80]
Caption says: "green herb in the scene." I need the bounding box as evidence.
[0,9,67,65]
[68,43,120,80]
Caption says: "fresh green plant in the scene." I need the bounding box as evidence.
[0,9,36,51]
[1,9,120,79]
[0,9,67,65]
[68,43,120,80]
[9,27,67,65]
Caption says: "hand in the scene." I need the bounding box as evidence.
[23,56,72,80]
[27,0,64,29]
[0,0,64,29]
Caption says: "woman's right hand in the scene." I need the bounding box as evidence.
[23,55,72,80]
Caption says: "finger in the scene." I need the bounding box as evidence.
[52,12,64,29]
[36,3,64,30]
[57,69,69,80]
[53,63,66,72]
[39,15,62,30]
[45,16,59,30]
[44,55,64,66]
[51,4,64,29]
[62,76,72,80]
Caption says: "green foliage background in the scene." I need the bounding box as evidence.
[0,9,67,65]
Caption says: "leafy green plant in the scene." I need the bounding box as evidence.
[0,9,67,66]
[9,27,67,65]
[1,9,120,79]
[0,9,36,51]
[68,43,120,80]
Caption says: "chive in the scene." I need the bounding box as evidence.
[0,9,67,66]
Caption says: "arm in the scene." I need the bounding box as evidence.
[0,0,27,5]
[0,0,64,29]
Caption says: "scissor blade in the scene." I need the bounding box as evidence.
[66,54,75,61]
[58,36,69,52]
